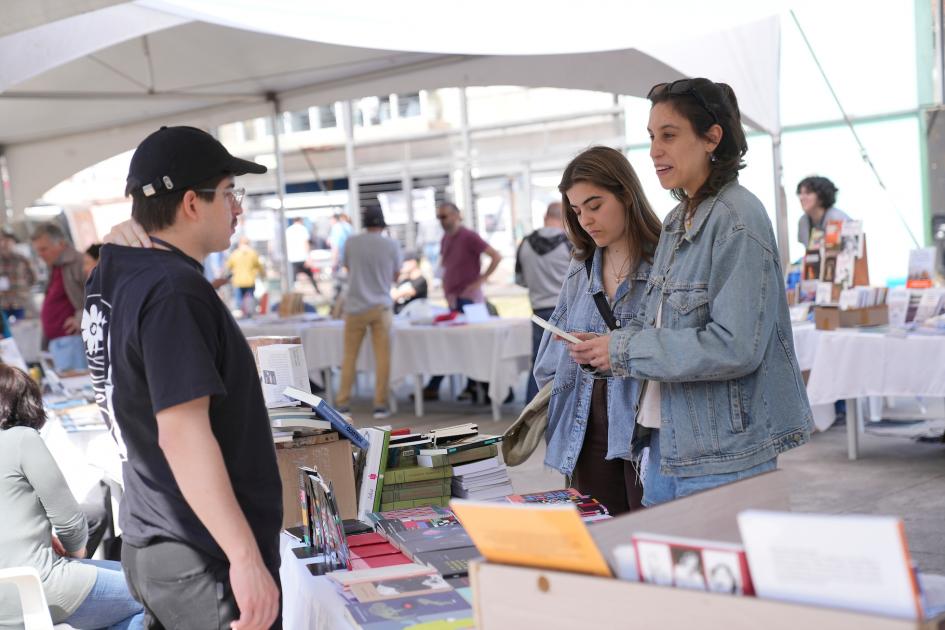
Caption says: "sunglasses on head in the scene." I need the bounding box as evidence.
[648,79,720,126]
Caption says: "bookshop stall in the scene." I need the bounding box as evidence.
[247,333,945,630]
[786,219,945,458]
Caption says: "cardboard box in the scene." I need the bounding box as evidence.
[469,472,944,629]
[814,305,889,330]
[275,437,357,526]
[470,562,944,630]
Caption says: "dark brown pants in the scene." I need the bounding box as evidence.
[570,379,644,516]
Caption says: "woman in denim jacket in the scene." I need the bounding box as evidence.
[533,146,661,515]
[569,80,812,506]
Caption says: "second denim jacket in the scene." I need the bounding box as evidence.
[534,248,650,476]
[609,182,812,477]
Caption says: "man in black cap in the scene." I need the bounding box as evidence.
[84,126,281,630]
[335,206,402,419]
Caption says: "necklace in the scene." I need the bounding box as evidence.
[606,248,630,281]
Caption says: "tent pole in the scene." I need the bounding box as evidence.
[342,100,361,232]
[402,144,415,250]
[0,153,9,228]
[771,132,790,271]
[459,87,475,230]
[268,96,292,294]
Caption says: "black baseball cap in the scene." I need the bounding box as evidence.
[362,206,387,228]
[126,125,267,198]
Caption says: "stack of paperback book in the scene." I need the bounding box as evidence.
[450,456,513,500]
[378,430,452,512]
[414,423,510,501]
[267,405,331,443]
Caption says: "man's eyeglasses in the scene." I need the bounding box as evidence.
[647,79,719,126]
[194,187,246,207]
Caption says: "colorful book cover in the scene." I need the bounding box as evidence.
[632,532,754,596]
[412,546,482,579]
[349,573,452,603]
[344,591,472,629]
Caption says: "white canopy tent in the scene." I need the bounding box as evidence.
[0,0,792,271]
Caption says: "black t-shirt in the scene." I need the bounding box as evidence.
[393,276,428,314]
[85,244,282,569]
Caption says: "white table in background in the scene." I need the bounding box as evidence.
[239,316,532,420]
[804,329,945,460]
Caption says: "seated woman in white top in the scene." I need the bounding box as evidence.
[0,364,143,629]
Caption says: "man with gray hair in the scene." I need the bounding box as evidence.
[515,201,571,403]
[31,222,87,372]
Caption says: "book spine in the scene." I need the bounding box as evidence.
[381,479,451,503]
[385,465,453,485]
[315,400,369,450]
[386,444,421,469]
[447,443,498,465]
[372,431,391,513]
[380,496,451,511]
[299,468,311,547]
[444,436,502,455]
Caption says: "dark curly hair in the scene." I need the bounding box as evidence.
[0,364,47,431]
[648,78,748,215]
[796,176,838,210]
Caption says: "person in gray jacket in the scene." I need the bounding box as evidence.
[516,201,572,403]
[569,78,812,506]
[0,364,142,629]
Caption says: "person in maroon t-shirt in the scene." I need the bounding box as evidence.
[419,202,502,402]
[31,222,87,372]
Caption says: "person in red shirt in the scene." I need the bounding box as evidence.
[31,223,87,372]
[420,202,502,402]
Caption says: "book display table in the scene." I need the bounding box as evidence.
[240,316,532,420]
[279,533,352,630]
[804,329,945,460]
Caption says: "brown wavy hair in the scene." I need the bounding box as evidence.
[558,146,662,269]
[0,364,47,431]
[648,78,748,215]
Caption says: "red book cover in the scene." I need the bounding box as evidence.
[349,543,401,560]
[347,533,387,547]
[349,553,412,570]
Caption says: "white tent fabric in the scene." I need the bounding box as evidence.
[0,2,782,214]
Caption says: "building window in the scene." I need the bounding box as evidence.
[318,104,337,129]
[284,110,311,133]
[398,92,421,118]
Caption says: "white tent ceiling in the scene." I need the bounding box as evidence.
[0,1,782,220]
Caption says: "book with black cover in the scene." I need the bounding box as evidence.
[412,546,483,578]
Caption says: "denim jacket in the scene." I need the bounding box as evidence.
[610,182,812,476]
[534,248,650,476]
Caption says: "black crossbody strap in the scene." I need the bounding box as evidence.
[584,258,619,331]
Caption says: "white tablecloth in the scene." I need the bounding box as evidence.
[279,533,352,630]
[790,321,820,372]
[240,316,532,417]
[805,329,945,408]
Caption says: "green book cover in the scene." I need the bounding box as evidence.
[371,429,392,513]
[385,464,453,485]
[380,495,451,511]
[381,478,451,503]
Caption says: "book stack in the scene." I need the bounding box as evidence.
[413,425,510,501]
[267,405,331,443]
[506,488,611,522]
[366,505,481,581]
[450,456,513,500]
[376,427,455,513]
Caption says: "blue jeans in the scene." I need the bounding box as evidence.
[642,429,777,507]
[49,334,88,372]
[526,307,555,404]
[63,560,144,630]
